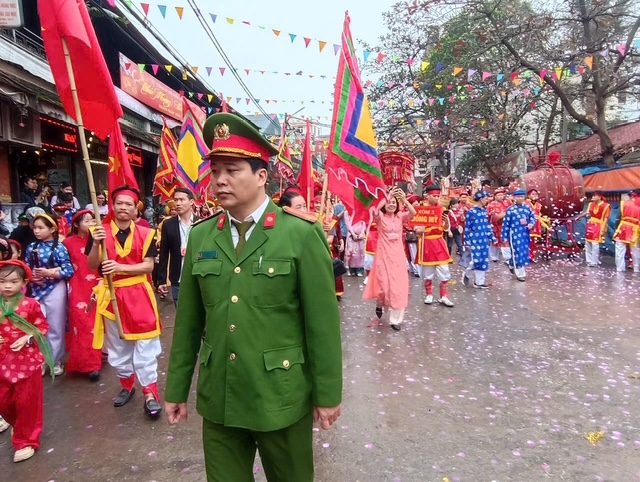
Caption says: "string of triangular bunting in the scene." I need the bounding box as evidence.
[135,2,638,68]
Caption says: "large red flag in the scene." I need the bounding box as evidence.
[38,0,123,140]
[297,119,313,208]
[108,123,139,193]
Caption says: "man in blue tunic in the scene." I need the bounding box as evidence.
[462,191,496,288]
[501,190,537,281]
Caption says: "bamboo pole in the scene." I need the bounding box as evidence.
[62,39,125,339]
[318,173,329,222]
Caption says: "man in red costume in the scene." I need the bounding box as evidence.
[584,191,611,268]
[613,190,640,272]
[415,185,454,307]
[525,189,544,262]
[487,188,512,263]
[87,186,162,418]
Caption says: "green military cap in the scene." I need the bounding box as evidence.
[202,113,279,164]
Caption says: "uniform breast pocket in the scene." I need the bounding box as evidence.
[192,260,224,306]
[251,259,294,308]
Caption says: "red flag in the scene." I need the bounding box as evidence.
[220,92,229,113]
[38,0,123,140]
[297,119,313,207]
[109,123,139,193]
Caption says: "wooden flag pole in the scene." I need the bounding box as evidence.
[62,38,125,339]
[319,173,329,222]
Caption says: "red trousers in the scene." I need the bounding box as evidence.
[0,373,44,450]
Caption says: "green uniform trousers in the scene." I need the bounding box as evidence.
[202,411,314,482]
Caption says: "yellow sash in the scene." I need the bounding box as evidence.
[91,274,157,349]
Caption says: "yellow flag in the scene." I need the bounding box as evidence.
[319,41,327,53]
[453,67,463,77]
[166,65,173,73]
[554,67,563,80]
[175,7,184,19]
[585,56,594,69]
[421,61,430,71]
[514,78,522,87]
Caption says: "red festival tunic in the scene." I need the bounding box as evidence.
[613,199,640,246]
[487,200,512,248]
[92,222,161,349]
[63,235,103,373]
[415,204,452,266]
[585,200,611,244]
[525,200,543,238]
[0,298,48,384]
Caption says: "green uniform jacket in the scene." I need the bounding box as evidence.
[165,200,343,432]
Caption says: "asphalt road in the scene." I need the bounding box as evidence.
[2,258,640,481]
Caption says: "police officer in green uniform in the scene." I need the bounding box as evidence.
[164,113,343,482]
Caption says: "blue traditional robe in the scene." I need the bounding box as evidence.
[464,206,496,271]
[501,204,537,268]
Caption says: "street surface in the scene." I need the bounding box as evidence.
[2,259,640,481]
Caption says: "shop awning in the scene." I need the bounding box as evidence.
[583,165,640,192]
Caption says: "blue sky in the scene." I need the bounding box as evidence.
[121,0,395,124]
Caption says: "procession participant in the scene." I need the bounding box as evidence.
[8,239,22,260]
[345,210,366,277]
[85,191,109,219]
[584,191,611,268]
[25,213,74,376]
[314,195,345,300]
[525,189,544,262]
[0,260,53,463]
[63,210,102,381]
[135,201,152,228]
[447,199,464,257]
[278,187,307,211]
[363,219,379,285]
[363,187,416,330]
[50,182,81,210]
[10,208,42,254]
[164,113,342,482]
[487,187,512,263]
[415,185,454,307]
[462,192,496,289]
[158,188,198,305]
[612,190,640,272]
[87,185,163,418]
[404,194,421,277]
[501,190,537,282]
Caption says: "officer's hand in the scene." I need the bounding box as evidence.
[314,405,341,430]
[165,402,188,425]
[158,284,169,295]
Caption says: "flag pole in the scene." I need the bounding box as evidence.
[62,38,125,339]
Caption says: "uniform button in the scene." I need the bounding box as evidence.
[234,267,241,274]
[283,360,290,369]
[231,295,239,303]
[229,324,237,332]
[230,353,236,361]
[268,267,275,274]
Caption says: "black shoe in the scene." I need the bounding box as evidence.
[509,266,515,274]
[88,371,101,382]
[113,388,135,407]
[390,324,401,331]
[336,295,342,302]
[473,283,489,289]
[144,397,163,418]
[413,273,420,278]
[462,274,470,287]
[375,307,383,319]
[517,277,526,282]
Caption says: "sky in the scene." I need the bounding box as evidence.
[120,0,396,127]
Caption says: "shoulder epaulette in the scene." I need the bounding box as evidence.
[283,206,317,223]
[192,211,222,227]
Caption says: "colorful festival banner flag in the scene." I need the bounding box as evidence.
[326,12,386,225]
[276,120,296,185]
[176,98,211,194]
[153,118,178,202]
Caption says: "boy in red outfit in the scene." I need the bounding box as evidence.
[0,260,53,463]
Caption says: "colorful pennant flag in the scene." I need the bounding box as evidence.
[153,118,178,202]
[326,13,385,226]
[175,98,211,194]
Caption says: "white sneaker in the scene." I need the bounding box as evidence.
[424,294,434,304]
[363,277,368,285]
[13,446,35,463]
[0,416,10,433]
[53,363,64,376]
[439,297,454,307]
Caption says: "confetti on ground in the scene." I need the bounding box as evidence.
[584,431,606,445]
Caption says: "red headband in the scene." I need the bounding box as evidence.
[114,189,140,203]
[72,209,95,227]
[0,260,32,281]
